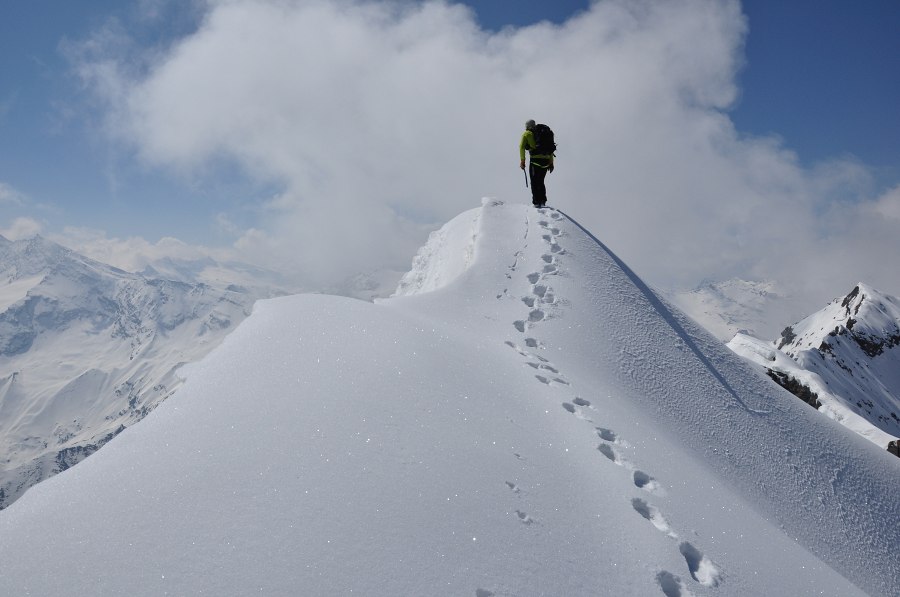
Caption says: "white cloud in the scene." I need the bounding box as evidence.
[0,182,27,207]
[0,217,43,240]
[72,0,900,313]
[51,226,230,273]
[872,184,900,221]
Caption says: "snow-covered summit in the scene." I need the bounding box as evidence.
[0,202,897,596]
[0,234,89,277]
[777,283,900,358]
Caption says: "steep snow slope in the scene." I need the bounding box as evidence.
[0,235,274,509]
[0,201,897,596]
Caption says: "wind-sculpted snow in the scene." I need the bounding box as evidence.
[0,202,897,596]
[392,206,481,296]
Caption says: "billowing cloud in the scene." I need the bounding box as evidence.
[72,0,900,313]
[51,226,228,273]
[0,217,43,240]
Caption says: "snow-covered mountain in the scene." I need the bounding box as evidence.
[0,201,896,596]
[729,283,900,453]
[667,278,794,341]
[0,234,281,509]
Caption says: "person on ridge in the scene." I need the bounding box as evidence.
[519,119,554,208]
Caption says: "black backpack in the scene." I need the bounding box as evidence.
[532,123,556,155]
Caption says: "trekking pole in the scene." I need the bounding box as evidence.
[524,168,529,188]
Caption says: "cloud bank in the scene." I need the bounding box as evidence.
[73,0,900,318]
[0,183,27,207]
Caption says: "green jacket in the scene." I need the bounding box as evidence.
[519,130,554,168]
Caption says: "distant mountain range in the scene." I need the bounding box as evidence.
[0,235,285,509]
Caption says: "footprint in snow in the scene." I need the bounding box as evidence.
[542,264,558,274]
[522,296,535,308]
[542,254,554,264]
[656,571,695,597]
[550,212,562,220]
[531,284,557,305]
[573,397,591,407]
[543,291,556,304]
[527,272,541,284]
[505,481,521,493]
[538,220,550,228]
[542,234,553,243]
[597,443,622,465]
[505,342,551,363]
[633,470,664,494]
[632,498,676,537]
[504,340,529,358]
[528,309,545,322]
[526,362,559,374]
[596,427,617,442]
[513,320,527,333]
[562,402,590,421]
[515,510,535,525]
[550,243,564,254]
[679,542,722,588]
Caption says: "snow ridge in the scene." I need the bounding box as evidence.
[392,206,481,296]
[0,203,897,596]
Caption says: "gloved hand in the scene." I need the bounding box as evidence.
[548,163,554,173]
[520,160,526,170]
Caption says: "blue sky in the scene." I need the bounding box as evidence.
[472,0,900,176]
[1,0,900,311]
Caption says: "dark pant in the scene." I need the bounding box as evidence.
[529,163,548,206]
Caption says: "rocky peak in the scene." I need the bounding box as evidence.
[776,283,900,358]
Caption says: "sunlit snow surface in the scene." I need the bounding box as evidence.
[0,200,897,596]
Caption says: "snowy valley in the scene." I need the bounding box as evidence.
[0,201,897,596]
